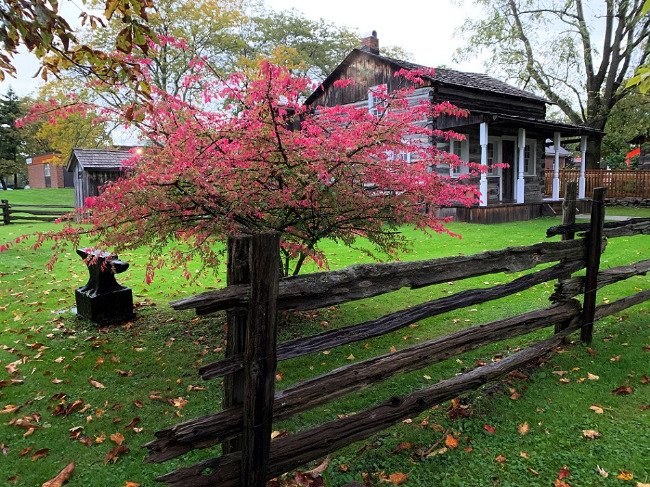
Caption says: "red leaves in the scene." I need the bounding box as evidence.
[31,448,49,461]
[15,61,481,282]
[483,424,496,434]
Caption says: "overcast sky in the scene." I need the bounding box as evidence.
[1,0,486,98]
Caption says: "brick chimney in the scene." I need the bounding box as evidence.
[360,30,379,55]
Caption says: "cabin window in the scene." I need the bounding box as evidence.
[43,164,51,177]
[448,139,469,177]
[523,140,536,175]
[368,84,387,117]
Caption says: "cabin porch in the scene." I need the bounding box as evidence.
[437,199,593,225]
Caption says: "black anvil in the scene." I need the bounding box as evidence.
[75,248,135,325]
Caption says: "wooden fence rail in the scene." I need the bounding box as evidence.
[543,169,650,198]
[147,187,649,486]
[1,200,74,224]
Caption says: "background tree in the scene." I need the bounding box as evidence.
[626,0,650,93]
[17,62,479,279]
[458,0,649,167]
[248,10,410,81]
[602,91,650,168]
[0,87,25,189]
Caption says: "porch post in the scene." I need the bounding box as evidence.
[579,136,587,199]
[516,128,526,204]
[479,122,488,207]
[552,131,561,200]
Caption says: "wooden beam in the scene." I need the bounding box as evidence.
[551,259,650,301]
[145,301,581,463]
[240,233,280,487]
[199,259,586,380]
[171,239,588,315]
[547,217,650,238]
[581,187,606,343]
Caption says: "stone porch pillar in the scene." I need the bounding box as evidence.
[516,128,526,204]
[579,136,587,199]
[552,131,561,200]
[479,122,488,207]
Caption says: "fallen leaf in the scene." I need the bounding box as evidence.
[528,467,539,476]
[612,385,634,395]
[587,372,599,381]
[124,482,140,487]
[610,355,621,362]
[559,377,571,384]
[519,451,529,459]
[483,424,496,434]
[552,370,568,376]
[346,354,355,360]
[394,442,412,453]
[387,472,408,485]
[104,445,129,464]
[495,454,506,463]
[553,480,570,487]
[19,446,32,457]
[124,418,141,430]
[42,462,75,487]
[89,379,105,389]
[586,347,597,357]
[110,432,125,445]
[558,466,570,479]
[31,448,49,461]
[444,435,459,449]
[617,471,633,481]
[518,422,529,435]
[582,429,601,439]
[589,405,604,414]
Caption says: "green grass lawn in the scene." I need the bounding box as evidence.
[0,188,74,206]
[0,207,648,486]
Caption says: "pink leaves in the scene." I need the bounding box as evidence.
[11,59,480,281]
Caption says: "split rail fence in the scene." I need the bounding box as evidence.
[145,186,650,486]
[544,169,650,198]
[1,199,74,225]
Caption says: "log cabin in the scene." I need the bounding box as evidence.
[305,32,603,223]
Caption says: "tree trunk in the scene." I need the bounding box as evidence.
[13,173,18,188]
[0,177,7,190]
[587,138,602,169]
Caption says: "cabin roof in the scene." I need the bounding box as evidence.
[306,49,550,105]
[66,148,132,172]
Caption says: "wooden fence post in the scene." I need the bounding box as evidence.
[581,187,606,343]
[241,232,280,487]
[1,200,10,225]
[222,236,251,454]
[554,182,578,334]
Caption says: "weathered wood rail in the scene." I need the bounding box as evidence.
[1,200,74,224]
[146,188,649,486]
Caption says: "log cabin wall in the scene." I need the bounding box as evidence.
[310,52,421,108]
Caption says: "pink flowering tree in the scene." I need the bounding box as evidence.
[13,60,484,280]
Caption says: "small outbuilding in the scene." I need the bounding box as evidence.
[66,148,132,208]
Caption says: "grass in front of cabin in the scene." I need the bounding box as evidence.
[0,188,74,206]
[0,191,648,486]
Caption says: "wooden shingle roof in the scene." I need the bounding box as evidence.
[66,148,132,172]
[306,49,550,105]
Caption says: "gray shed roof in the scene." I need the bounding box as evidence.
[66,148,133,172]
[306,48,550,105]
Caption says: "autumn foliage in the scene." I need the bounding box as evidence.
[13,59,483,279]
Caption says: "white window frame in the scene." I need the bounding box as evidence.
[486,136,503,176]
[368,84,387,117]
[448,138,469,178]
[43,164,51,177]
[523,139,537,176]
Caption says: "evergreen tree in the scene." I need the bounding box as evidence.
[0,88,24,189]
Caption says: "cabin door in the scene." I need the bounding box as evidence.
[501,140,516,203]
